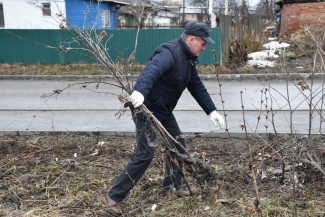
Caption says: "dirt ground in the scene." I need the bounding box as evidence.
[0,132,324,217]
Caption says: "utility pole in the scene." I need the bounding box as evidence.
[225,0,228,15]
[209,0,216,27]
[182,0,185,26]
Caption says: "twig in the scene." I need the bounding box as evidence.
[247,140,262,216]
[303,151,325,176]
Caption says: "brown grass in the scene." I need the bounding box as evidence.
[0,63,292,76]
[0,133,324,217]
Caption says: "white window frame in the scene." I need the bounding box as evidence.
[42,3,51,16]
[101,10,110,27]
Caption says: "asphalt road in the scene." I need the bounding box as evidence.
[0,77,323,135]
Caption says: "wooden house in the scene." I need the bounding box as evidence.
[0,0,127,29]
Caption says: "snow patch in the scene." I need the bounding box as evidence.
[247,50,279,60]
[263,41,290,50]
[247,39,290,68]
[247,60,275,68]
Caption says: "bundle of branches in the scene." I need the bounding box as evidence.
[49,19,218,192]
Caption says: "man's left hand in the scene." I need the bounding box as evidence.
[209,110,225,130]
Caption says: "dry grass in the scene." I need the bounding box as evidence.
[0,133,324,217]
[0,62,297,76]
[0,53,313,76]
[0,63,107,76]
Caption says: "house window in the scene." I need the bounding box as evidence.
[101,10,110,27]
[0,3,4,27]
[42,3,51,16]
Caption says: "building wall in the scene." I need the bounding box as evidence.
[1,0,117,29]
[281,2,325,35]
[1,0,65,29]
[65,0,116,29]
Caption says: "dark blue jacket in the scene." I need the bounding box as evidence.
[133,37,217,121]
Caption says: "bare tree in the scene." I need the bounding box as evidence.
[254,0,274,19]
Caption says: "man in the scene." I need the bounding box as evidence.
[103,21,225,215]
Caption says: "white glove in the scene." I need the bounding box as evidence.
[129,90,144,108]
[209,110,225,130]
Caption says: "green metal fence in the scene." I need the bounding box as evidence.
[0,28,221,65]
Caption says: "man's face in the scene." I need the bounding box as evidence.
[187,36,207,56]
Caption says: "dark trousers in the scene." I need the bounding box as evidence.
[108,110,185,203]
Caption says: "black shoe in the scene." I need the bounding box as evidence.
[100,188,122,216]
[163,187,190,198]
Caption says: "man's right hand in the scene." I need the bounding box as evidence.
[209,110,225,130]
[129,91,144,108]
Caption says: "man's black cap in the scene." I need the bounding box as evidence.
[184,21,215,44]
